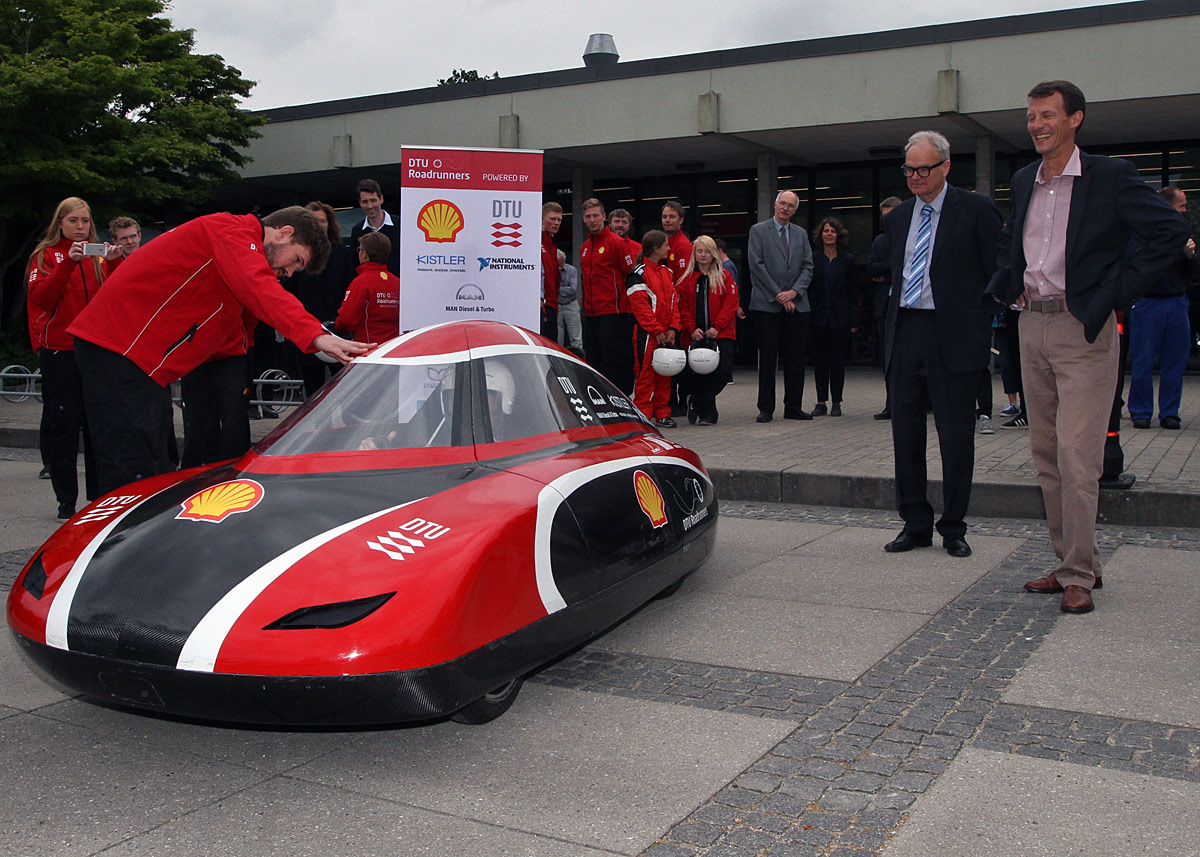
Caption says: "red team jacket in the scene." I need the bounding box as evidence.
[27,236,107,351]
[677,270,739,341]
[335,261,400,344]
[626,260,680,337]
[69,214,325,386]
[665,231,693,285]
[580,228,635,316]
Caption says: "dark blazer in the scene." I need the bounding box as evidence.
[809,250,858,329]
[350,215,401,276]
[883,184,1002,375]
[985,151,1189,342]
[866,232,891,318]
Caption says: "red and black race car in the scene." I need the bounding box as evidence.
[7,321,717,726]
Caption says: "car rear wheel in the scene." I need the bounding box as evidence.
[450,677,524,724]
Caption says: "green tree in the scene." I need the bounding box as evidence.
[437,68,499,86]
[0,0,264,317]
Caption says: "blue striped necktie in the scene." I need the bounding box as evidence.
[902,203,933,308]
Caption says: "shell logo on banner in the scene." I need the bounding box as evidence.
[177,480,265,523]
[417,200,465,243]
[633,469,668,529]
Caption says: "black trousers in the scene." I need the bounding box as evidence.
[38,349,97,507]
[583,312,635,395]
[887,309,976,538]
[685,338,735,423]
[75,338,175,497]
[540,306,558,342]
[752,309,809,417]
[811,325,850,404]
[181,355,252,469]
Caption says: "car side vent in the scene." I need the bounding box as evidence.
[22,554,47,600]
[264,592,395,630]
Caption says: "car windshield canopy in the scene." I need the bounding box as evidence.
[257,347,648,457]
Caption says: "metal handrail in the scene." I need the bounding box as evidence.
[1,364,305,412]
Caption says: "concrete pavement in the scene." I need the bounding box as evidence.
[2,437,1198,856]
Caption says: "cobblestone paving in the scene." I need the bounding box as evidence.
[532,501,1200,856]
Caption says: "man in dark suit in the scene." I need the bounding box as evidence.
[748,190,815,422]
[868,196,902,419]
[986,80,1189,614]
[882,131,1002,558]
[349,179,400,275]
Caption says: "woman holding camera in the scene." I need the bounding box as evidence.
[26,197,112,520]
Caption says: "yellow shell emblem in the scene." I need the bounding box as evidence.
[417,199,464,243]
[177,479,265,523]
[634,470,667,529]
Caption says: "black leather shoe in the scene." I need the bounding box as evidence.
[1132,418,1151,429]
[943,535,971,557]
[756,412,772,423]
[830,403,842,417]
[1161,416,1181,430]
[873,409,891,420]
[884,530,933,553]
[811,403,828,416]
[783,409,813,420]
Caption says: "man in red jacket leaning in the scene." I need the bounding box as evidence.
[70,206,372,496]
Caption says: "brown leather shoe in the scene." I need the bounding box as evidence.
[1060,585,1094,613]
[1023,571,1103,593]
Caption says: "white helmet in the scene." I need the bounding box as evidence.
[688,346,719,375]
[651,347,687,377]
[483,359,515,414]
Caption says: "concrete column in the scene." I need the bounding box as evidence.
[499,114,520,149]
[975,135,996,197]
[756,153,779,223]
[572,166,594,266]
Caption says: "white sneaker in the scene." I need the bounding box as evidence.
[977,414,995,434]
[1000,403,1020,417]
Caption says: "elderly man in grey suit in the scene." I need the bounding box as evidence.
[748,190,815,422]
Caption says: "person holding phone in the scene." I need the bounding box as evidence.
[25,197,114,520]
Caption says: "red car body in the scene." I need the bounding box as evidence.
[8,321,717,725]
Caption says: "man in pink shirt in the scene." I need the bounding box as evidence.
[986,81,1188,614]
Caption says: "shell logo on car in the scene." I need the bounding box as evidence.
[634,470,668,528]
[176,480,265,523]
[417,200,465,243]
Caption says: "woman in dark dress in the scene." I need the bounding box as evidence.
[808,217,858,416]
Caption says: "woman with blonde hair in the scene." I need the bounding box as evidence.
[677,235,738,425]
[26,197,112,520]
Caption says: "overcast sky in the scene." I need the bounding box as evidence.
[166,0,1129,111]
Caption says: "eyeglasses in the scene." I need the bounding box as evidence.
[901,161,947,178]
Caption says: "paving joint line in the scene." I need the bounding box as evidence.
[597,502,1200,856]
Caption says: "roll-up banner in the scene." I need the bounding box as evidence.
[399,146,543,332]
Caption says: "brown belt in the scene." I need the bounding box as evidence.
[1026,298,1066,313]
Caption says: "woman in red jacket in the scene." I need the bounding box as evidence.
[626,230,679,426]
[26,197,111,520]
[678,235,738,425]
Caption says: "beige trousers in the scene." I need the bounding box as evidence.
[1019,308,1119,588]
